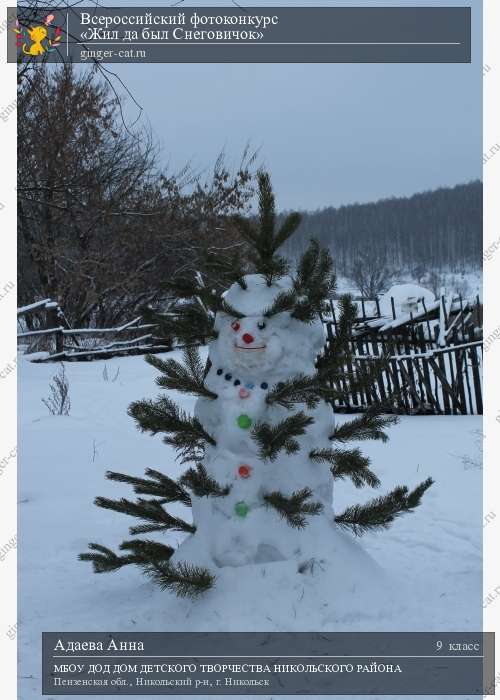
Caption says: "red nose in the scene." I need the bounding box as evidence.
[242,333,254,345]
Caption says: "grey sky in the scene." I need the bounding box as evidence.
[114,0,482,211]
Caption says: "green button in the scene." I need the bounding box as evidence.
[234,501,249,518]
[237,414,252,429]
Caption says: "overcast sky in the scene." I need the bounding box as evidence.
[113,0,482,211]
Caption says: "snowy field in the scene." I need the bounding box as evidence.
[18,351,483,700]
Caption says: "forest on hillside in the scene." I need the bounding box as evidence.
[18,64,482,327]
[282,181,482,273]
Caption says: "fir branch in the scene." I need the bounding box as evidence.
[105,469,192,507]
[146,348,217,400]
[251,411,314,461]
[263,488,323,529]
[330,405,398,443]
[309,448,380,488]
[94,496,196,535]
[128,395,215,462]
[141,561,215,598]
[180,463,231,498]
[334,477,434,536]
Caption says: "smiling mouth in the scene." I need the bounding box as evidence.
[234,344,266,351]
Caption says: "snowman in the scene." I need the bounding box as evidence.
[170,273,337,570]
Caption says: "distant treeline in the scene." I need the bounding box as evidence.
[282,181,482,272]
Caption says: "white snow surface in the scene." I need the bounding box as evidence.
[378,284,436,317]
[18,351,482,700]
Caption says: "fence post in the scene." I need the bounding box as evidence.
[46,302,64,354]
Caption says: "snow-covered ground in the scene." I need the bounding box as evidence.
[18,351,482,700]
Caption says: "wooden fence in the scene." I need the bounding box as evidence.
[18,295,483,415]
[324,331,482,416]
[323,294,483,415]
[17,299,170,361]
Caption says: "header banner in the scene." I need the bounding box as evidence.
[8,6,471,63]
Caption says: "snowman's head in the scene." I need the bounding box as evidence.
[211,274,325,378]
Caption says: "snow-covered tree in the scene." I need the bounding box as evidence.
[80,173,433,598]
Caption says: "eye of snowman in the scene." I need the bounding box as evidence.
[231,320,240,331]
[257,320,266,330]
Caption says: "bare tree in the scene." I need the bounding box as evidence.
[349,251,391,299]
[18,65,255,326]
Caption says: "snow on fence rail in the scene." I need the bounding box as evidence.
[17,299,169,361]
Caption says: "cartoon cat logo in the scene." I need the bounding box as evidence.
[23,25,48,55]
[12,14,62,57]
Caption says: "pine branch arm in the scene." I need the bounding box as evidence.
[263,488,323,529]
[334,477,434,536]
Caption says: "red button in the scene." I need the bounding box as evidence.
[238,465,251,478]
[242,333,254,344]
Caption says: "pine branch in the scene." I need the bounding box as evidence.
[200,247,249,291]
[324,294,357,362]
[164,275,223,314]
[231,172,292,285]
[309,448,380,488]
[292,239,336,322]
[141,561,215,598]
[146,348,217,400]
[180,463,231,498]
[258,170,276,243]
[251,411,314,461]
[263,290,297,318]
[274,211,302,250]
[264,488,323,529]
[79,543,136,573]
[144,301,217,347]
[120,539,175,562]
[334,477,434,536]
[94,496,196,535]
[330,405,398,443]
[105,469,192,506]
[128,395,215,462]
[265,373,342,410]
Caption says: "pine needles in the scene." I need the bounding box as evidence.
[309,448,381,489]
[79,543,215,597]
[128,395,215,462]
[146,347,217,400]
[334,477,434,536]
[179,464,231,498]
[264,488,323,529]
[330,405,398,443]
[251,412,314,461]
